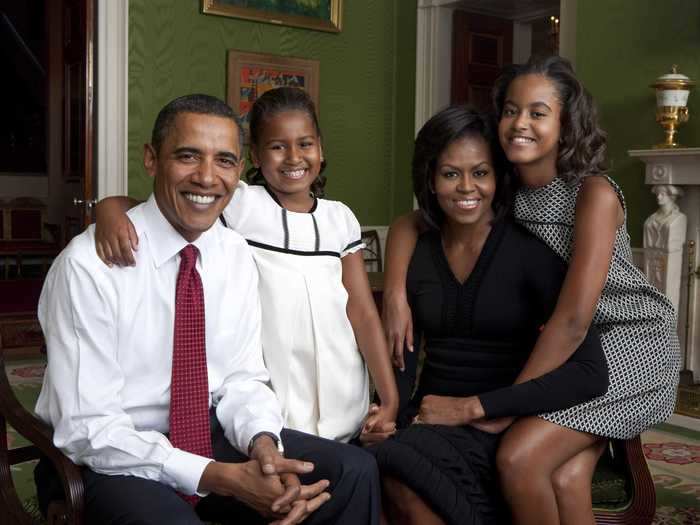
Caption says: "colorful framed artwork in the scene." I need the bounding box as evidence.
[227,50,320,141]
[202,0,342,33]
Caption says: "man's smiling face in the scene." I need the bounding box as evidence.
[145,112,244,241]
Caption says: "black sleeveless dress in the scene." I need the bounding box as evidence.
[371,218,608,525]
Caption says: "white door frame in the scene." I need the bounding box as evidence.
[415,0,455,135]
[96,0,129,198]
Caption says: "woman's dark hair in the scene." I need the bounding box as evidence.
[492,55,608,184]
[246,87,327,197]
[413,105,513,229]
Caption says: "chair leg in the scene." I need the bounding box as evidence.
[0,415,34,525]
[48,501,72,525]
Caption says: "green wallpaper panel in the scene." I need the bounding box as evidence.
[391,1,417,219]
[576,0,700,246]
[128,0,417,224]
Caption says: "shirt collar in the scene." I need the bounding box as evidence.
[137,194,219,268]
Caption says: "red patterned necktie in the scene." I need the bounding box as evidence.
[169,244,212,504]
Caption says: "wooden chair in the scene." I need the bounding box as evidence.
[361,229,383,272]
[0,285,657,525]
[0,365,656,525]
[592,438,656,524]
[0,198,60,280]
[0,348,84,525]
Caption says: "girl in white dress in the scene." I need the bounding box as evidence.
[94,88,398,444]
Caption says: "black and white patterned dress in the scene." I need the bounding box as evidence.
[514,176,681,439]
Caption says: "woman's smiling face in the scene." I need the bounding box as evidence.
[434,135,496,229]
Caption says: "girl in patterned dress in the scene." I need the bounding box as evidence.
[93,88,399,446]
[383,56,680,524]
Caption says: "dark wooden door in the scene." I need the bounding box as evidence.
[0,0,94,338]
[451,11,513,110]
[48,0,95,245]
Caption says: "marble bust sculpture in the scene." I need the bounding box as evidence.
[643,184,687,312]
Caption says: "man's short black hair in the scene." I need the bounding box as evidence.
[151,94,242,152]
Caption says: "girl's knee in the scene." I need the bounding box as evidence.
[551,464,587,496]
[496,440,535,481]
[552,441,605,500]
[550,467,595,521]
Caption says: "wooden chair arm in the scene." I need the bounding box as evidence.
[593,437,655,525]
[0,353,84,525]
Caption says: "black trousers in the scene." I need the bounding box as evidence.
[35,420,380,525]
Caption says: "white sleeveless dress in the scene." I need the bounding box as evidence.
[514,176,681,439]
[222,182,369,442]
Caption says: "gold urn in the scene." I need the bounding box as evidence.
[650,65,695,148]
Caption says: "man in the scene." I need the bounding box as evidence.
[35,94,379,524]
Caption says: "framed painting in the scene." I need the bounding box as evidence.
[227,50,319,141]
[202,0,342,33]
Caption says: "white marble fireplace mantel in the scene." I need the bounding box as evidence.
[629,147,700,384]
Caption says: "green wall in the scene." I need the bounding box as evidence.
[128,0,417,224]
[576,0,700,246]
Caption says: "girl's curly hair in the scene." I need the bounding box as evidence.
[246,87,327,197]
[492,55,608,184]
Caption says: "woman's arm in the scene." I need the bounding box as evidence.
[382,210,424,370]
[416,327,609,427]
[342,252,399,425]
[478,327,608,418]
[94,196,141,266]
[513,176,623,383]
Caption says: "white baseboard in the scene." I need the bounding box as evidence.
[666,413,700,432]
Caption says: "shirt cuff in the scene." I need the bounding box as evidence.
[162,448,214,496]
[237,419,283,456]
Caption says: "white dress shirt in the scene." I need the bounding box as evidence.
[35,195,284,496]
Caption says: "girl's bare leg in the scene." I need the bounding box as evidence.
[382,476,446,525]
[496,417,600,525]
[551,440,606,525]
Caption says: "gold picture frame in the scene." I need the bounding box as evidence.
[227,50,320,142]
[202,0,342,33]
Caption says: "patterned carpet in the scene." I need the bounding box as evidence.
[643,424,700,524]
[5,358,700,523]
